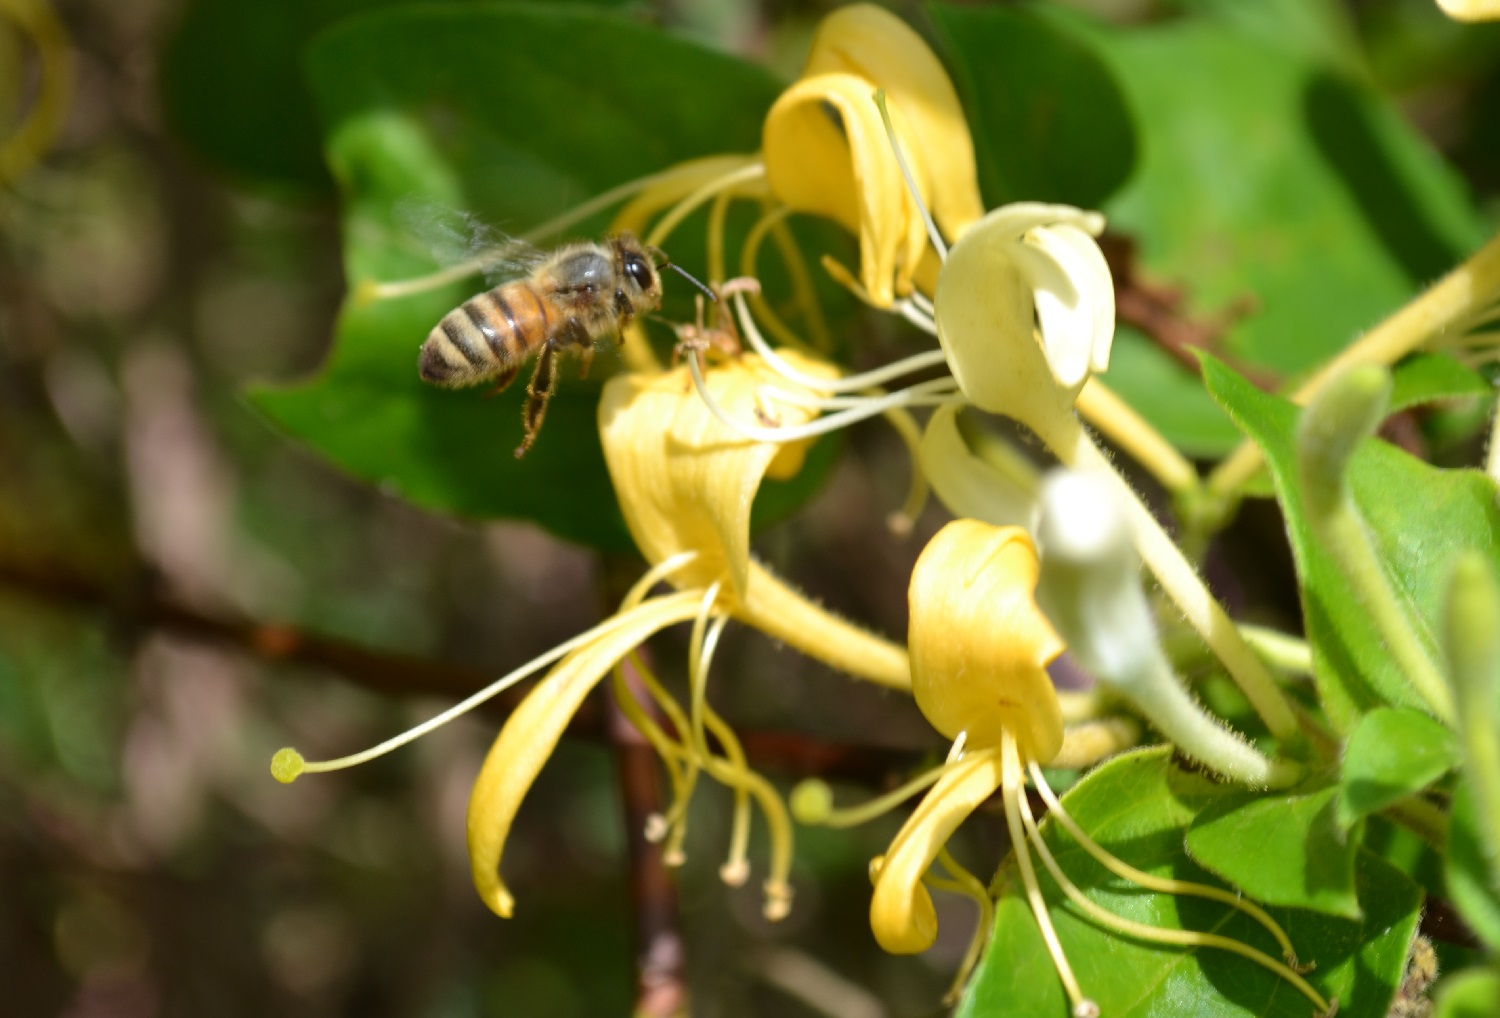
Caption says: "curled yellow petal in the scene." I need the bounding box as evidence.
[919,404,1039,528]
[801,3,983,240]
[609,153,767,239]
[466,591,702,918]
[764,72,927,306]
[869,747,1004,953]
[908,520,1064,761]
[599,354,910,689]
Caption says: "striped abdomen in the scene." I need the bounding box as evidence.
[418,282,558,388]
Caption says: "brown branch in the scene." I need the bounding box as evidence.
[1101,232,1278,390]
[607,656,688,1018]
[0,555,918,781]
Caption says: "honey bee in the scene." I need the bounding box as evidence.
[419,233,665,457]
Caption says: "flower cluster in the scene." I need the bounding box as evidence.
[274,5,1372,1014]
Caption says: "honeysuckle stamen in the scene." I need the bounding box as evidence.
[1000,732,1096,1018]
[1015,767,1335,1016]
[928,846,994,1003]
[646,162,767,250]
[468,590,711,916]
[736,204,836,353]
[609,658,692,830]
[880,405,931,535]
[819,254,940,335]
[687,612,796,918]
[736,292,949,391]
[873,89,947,262]
[758,376,960,411]
[687,350,962,445]
[707,190,732,285]
[271,553,700,781]
[1025,760,1303,966]
[791,761,955,829]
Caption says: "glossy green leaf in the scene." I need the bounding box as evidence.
[1186,785,1361,918]
[1338,708,1460,828]
[928,3,1136,210]
[959,748,1421,1018]
[247,5,812,549]
[160,0,630,191]
[1202,355,1500,731]
[1434,967,1500,1018]
[963,7,1485,456]
[1097,329,1242,458]
[1446,779,1500,952]
[1388,354,1493,413]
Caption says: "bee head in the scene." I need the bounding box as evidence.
[613,233,663,310]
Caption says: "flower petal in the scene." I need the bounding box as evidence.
[466,591,703,918]
[935,203,1114,441]
[919,404,1039,529]
[869,747,1005,953]
[802,3,984,241]
[599,354,911,689]
[908,520,1064,760]
[763,72,927,305]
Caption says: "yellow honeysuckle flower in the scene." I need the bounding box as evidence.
[851,518,1331,1015]
[275,350,912,925]
[763,3,983,305]
[466,350,910,920]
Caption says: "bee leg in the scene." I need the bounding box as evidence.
[515,342,558,458]
[482,363,523,399]
[577,344,595,381]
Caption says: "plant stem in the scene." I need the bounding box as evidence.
[1055,425,1301,740]
[1076,378,1200,494]
[1313,502,1455,723]
[1208,229,1500,497]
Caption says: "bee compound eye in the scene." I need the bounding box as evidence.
[625,257,652,290]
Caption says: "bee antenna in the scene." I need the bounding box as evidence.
[665,262,718,303]
[646,244,718,302]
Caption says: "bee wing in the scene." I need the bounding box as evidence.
[392,195,547,285]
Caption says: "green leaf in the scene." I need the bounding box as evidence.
[1098,329,1243,458]
[1388,353,1494,414]
[1338,708,1460,828]
[248,5,805,548]
[160,0,632,192]
[1186,785,1362,918]
[959,748,1421,1018]
[1201,355,1500,731]
[977,8,1485,456]
[1446,778,1500,952]
[1435,967,1500,1018]
[928,3,1136,210]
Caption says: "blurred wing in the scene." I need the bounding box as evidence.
[392,196,546,285]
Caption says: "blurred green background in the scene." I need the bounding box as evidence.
[1,1,1497,1016]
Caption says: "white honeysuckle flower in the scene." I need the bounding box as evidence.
[934,203,1114,446]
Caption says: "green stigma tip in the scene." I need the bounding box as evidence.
[790,779,834,823]
[270,748,305,784]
